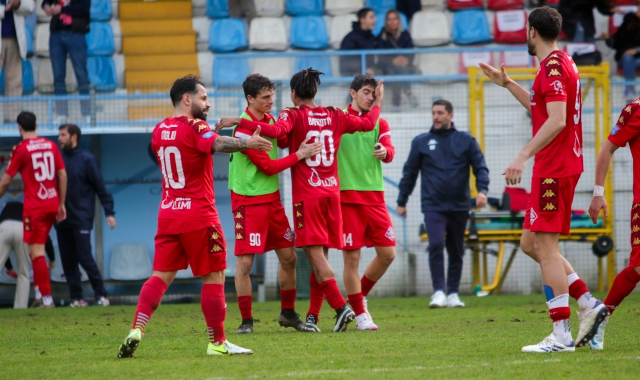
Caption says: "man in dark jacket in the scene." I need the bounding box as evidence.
[396,100,489,309]
[42,0,91,123]
[605,11,640,99]
[56,123,115,307]
[340,8,377,76]
[558,0,616,42]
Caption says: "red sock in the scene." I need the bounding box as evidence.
[308,272,324,319]
[202,283,226,344]
[280,288,296,310]
[31,256,51,297]
[549,306,571,322]
[348,293,366,316]
[568,279,588,300]
[361,275,377,297]
[237,295,252,320]
[132,276,168,332]
[319,278,346,310]
[604,266,640,315]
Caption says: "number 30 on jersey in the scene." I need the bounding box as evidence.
[305,130,335,167]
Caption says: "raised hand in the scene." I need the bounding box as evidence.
[374,79,385,106]
[246,126,273,151]
[479,62,511,88]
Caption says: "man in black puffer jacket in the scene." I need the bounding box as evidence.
[340,8,378,76]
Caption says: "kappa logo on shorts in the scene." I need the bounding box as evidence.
[542,178,556,184]
[633,225,640,233]
[634,238,640,246]
[539,178,559,212]
[211,231,221,240]
[284,228,294,242]
[211,245,223,252]
[542,190,556,197]
[543,203,557,211]
[294,203,304,229]
[530,208,538,225]
[634,213,639,221]
[385,227,395,241]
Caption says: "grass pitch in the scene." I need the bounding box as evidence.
[1,293,639,379]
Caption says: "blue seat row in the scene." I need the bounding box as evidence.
[0,60,34,95]
[90,0,112,21]
[87,22,115,57]
[208,0,325,18]
[212,55,332,86]
[87,56,117,92]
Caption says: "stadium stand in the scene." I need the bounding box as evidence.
[34,23,50,57]
[110,19,122,55]
[499,49,535,67]
[87,22,116,57]
[294,55,333,76]
[206,0,230,18]
[452,9,492,45]
[0,60,35,95]
[35,0,51,23]
[487,0,523,11]
[493,10,527,43]
[285,0,324,16]
[25,26,33,57]
[325,0,363,16]
[87,57,118,92]
[37,58,77,93]
[417,52,458,75]
[252,57,293,80]
[290,15,329,49]
[447,0,483,11]
[329,13,357,49]
[372,10,408,36]
[610,5,638,35]
[90,0,114,21]
[213,56,250,86]
[421,0,444,8]
[193,17,212,52]
[109,243,152,281]
[459,50,493,73]
[209,18,249,52]
[255,0,285,17]
[366,0,395,12]
[410,11,450,47]
[249,17,289,50]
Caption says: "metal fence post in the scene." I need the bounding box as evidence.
[90,85,97,127]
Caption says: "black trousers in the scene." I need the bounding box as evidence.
[423,211,469,294]
[56,228,107,300]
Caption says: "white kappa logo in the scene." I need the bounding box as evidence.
[385,227,395,241]
[284,228,294,242]
[529,208,538,226]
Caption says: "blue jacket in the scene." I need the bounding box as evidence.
[397,124,489,213]
[56,146,114,230]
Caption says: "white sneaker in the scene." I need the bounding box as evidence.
[589,315,609,350]
[363,296,373,319]
[521,333,575,353]
[355,313,378,331]
[96,297,110,307]
[429,291,447,308]
[207,340,253,355]
[447,293,465,308]
[576,303,609,347]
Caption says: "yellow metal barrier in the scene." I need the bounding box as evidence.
[465,63,615,295]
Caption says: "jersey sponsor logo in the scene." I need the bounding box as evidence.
[308,111,328,117]
[549,80,564,95]
[202,131,213,138]
[611,124,620,136]
[385,227,395,241]
[530,208,538,225]
[161,130,177,140]
[542,190,556,197]
[428,139,437,151]
[160,191,192,210]
[308,168,337,188]
[543,203,557,211]
[159,123,178,128]
[542,178,556,185]
[284,228,293,242]
[37,183,57,200]
[308,117,332,127]
[26,142,53,152]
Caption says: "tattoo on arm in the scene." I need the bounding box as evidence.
[212,136,248,153]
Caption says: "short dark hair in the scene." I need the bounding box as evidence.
[59,123,82,142]
[243,74,275,105]
[170,75,205,106]
[432,99,453,114]
[290,68,324,100]
[528,7,562,42]
[17,111,36,132]
[357,8,373,22]
[350,75,378,93]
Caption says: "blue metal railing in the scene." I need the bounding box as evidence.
[383,176,408,252]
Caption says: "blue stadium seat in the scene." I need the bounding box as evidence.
[0,60,35,95]
[207,0,230,18]
[90,0,113,21]
[209,18,248,52]
[290,16,329,50]
[452,9,492,45]
[373,11,408,36]
[366,0,396,12]
[213,56,250,86]
[285,0,323,16]
[87,56,117,92]
[26,25,33,56]
[294,55,332,77]
[86,22,115,57]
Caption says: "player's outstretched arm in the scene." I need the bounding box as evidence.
[215,116,293,139]
[479,62,531,112]
[213,127,273,153]
[589,140,619,223]
[246,137,322,176]
[0,173,13,199]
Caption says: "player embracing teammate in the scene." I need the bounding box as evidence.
[217,68,385,332]
[480,7,608,352]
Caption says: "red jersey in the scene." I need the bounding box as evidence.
[151,116,220,234]
[610,99,640,200]
[6,137,65,215]
[530,50,583,178]
[340,104,395,205]
[238,104,380,203]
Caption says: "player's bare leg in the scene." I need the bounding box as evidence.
[235,254,255,333]
[521,229,607,347]
[274,246,308,331]
[28,244,54,308]
[305,246,355,332]
[118,270,176,358]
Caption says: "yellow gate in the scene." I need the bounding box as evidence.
[467,62,615,295]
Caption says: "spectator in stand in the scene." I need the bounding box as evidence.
[340,8,378,77]
[604,11,640,100]
[55,123,115,307]
[376,9,419,108]
[558,0,620,43]
[229,0,256,24]
[0,0,35,123]
[396,0,421,22]
[42,0,91,124]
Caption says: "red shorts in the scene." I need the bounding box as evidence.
[153,224,227,276]
[341,203,396,249]
[523,174,580,235]
[233,201,294,255]
[23,212,57,244]
[293,197,343,249]
[630,203,640,267]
